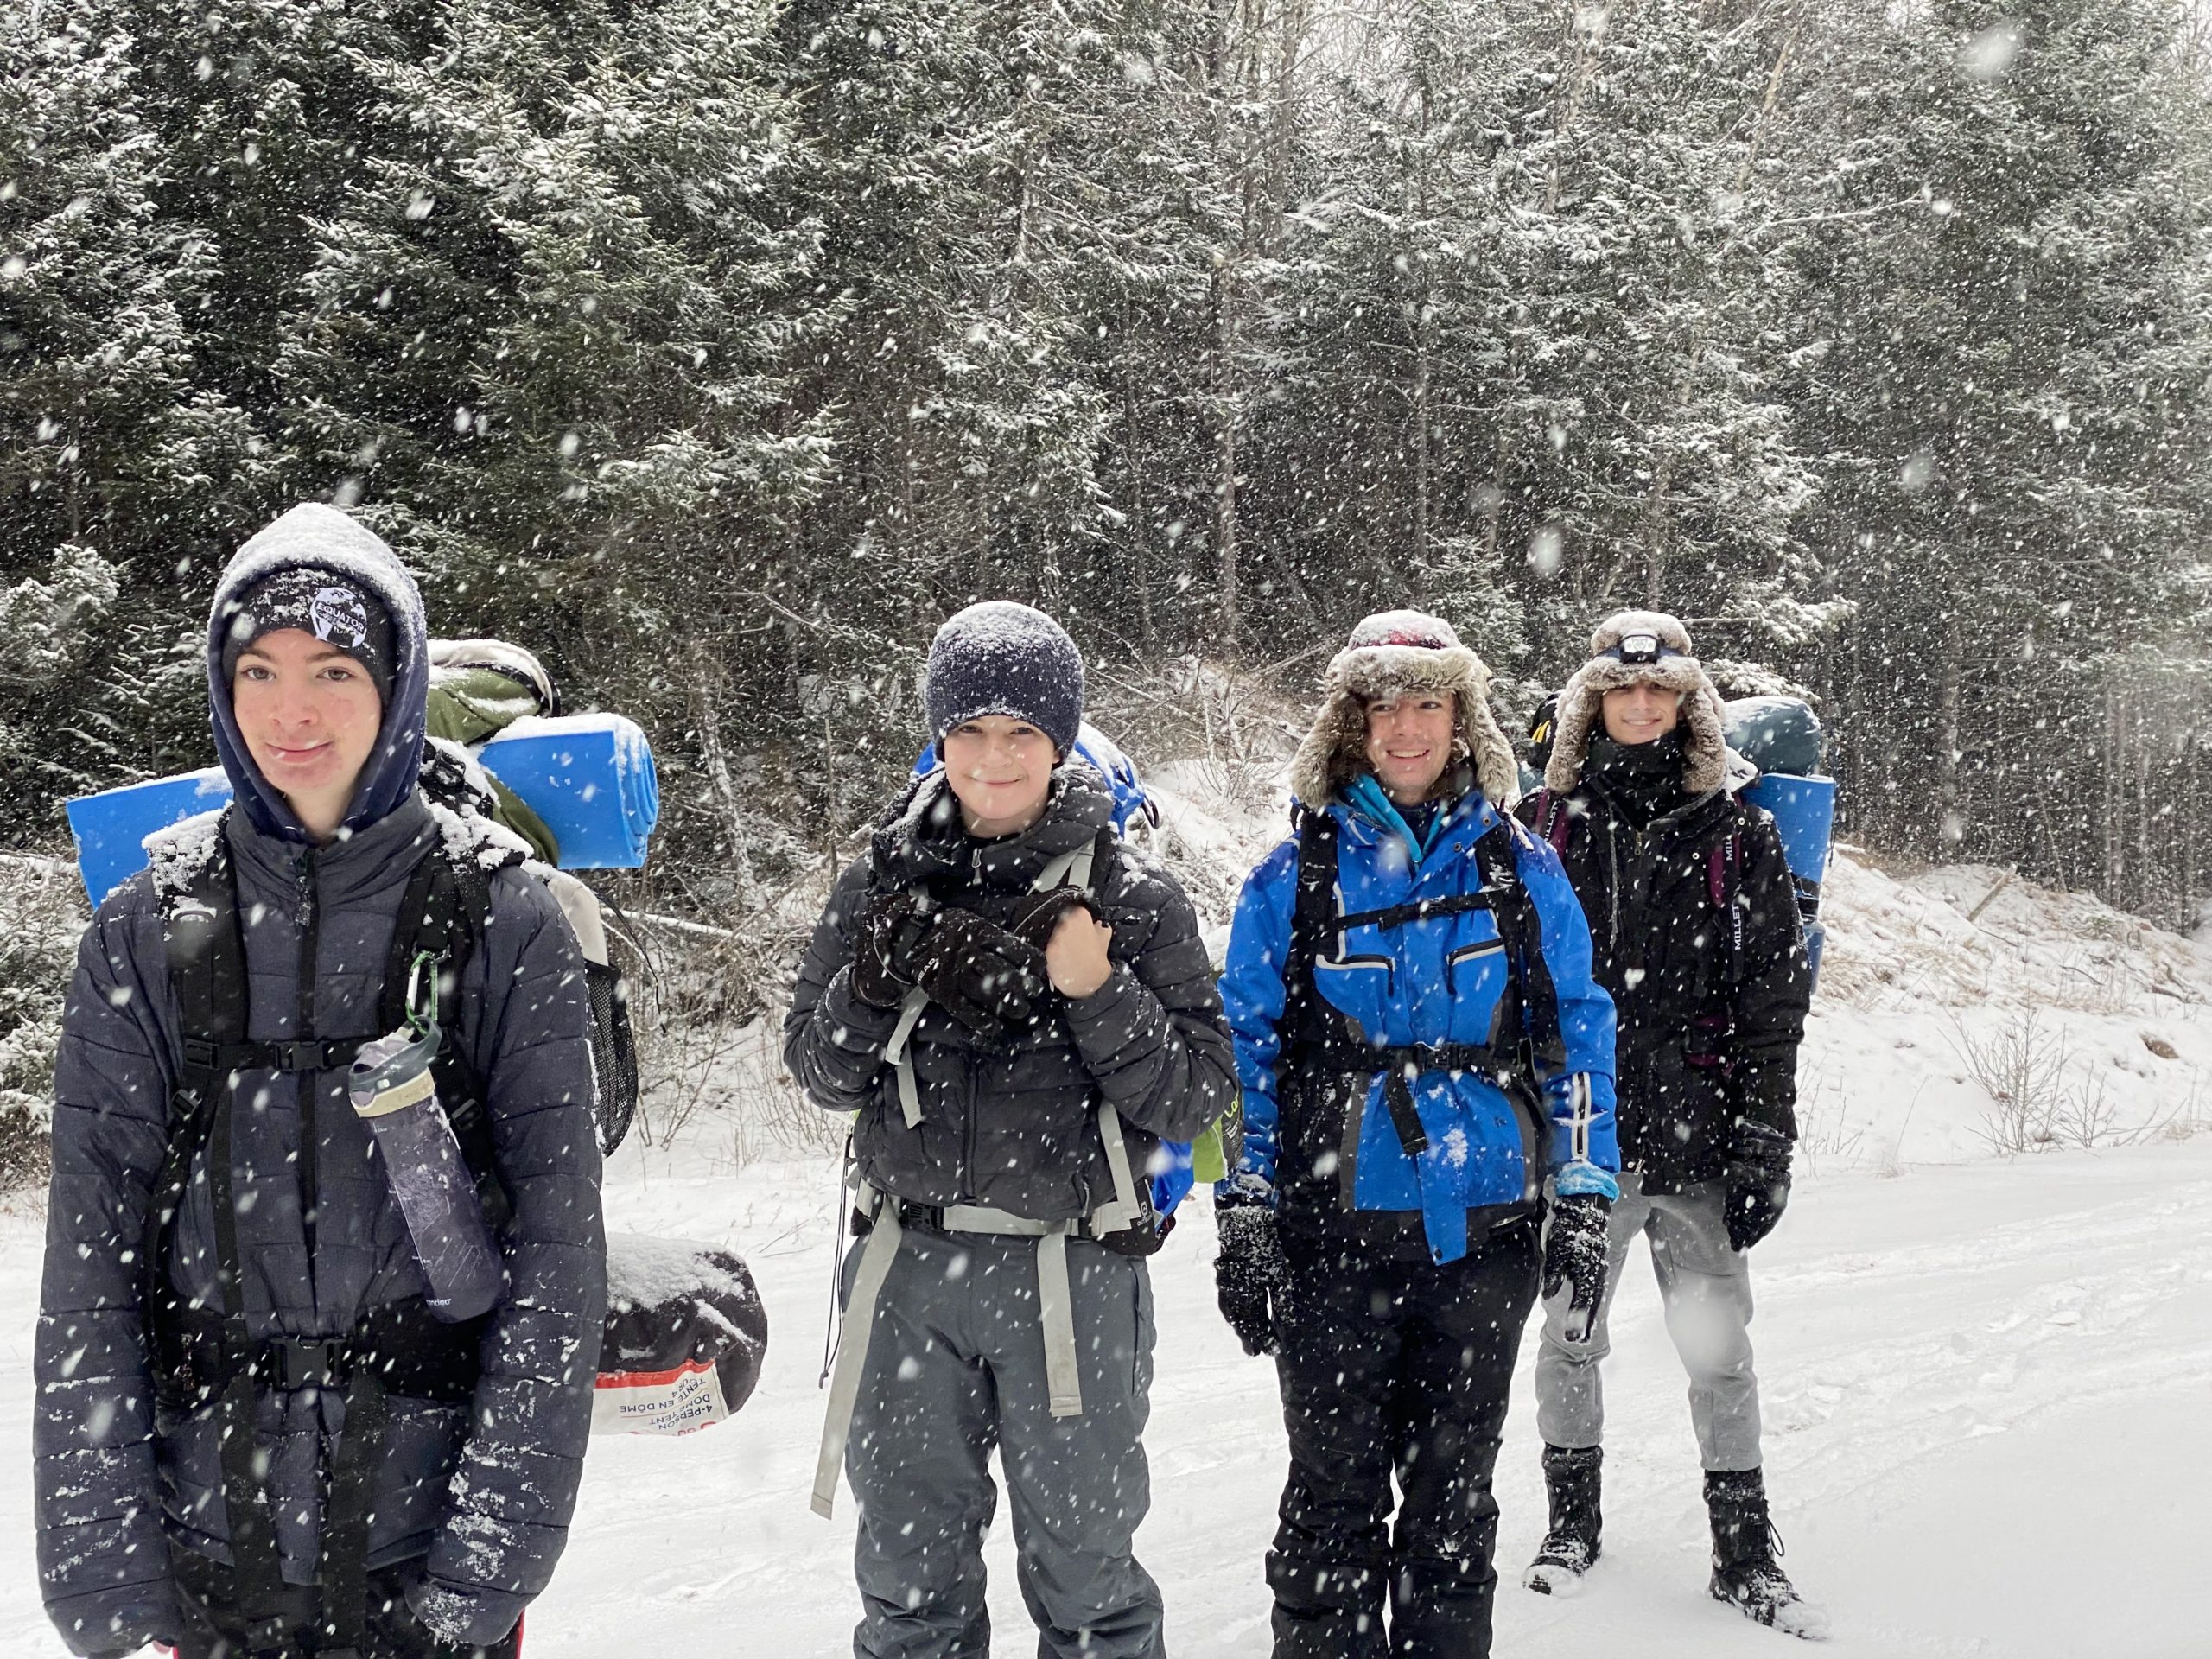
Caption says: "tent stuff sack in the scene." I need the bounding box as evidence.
[1721,696,1826,779]
[594,1235,769,1437]
[63,712,659,902]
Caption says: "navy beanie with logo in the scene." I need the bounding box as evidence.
[925,601,1084,755]
[219,566,397,704]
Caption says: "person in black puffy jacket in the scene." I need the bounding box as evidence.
[1516,610,1822,1637]
[785,601,1235,1659]
[35,505,606,1659]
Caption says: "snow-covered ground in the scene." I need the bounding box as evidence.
[2,820,2209,1655]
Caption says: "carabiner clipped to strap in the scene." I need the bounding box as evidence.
[404,949,442,1038]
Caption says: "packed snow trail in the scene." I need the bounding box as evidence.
[1,1136,2204,1656]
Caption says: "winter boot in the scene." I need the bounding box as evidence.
[1706,1468,1830,1640]
[1523,1444,1603,1596]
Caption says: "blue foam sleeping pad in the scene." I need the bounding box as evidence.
[65,713,659,903]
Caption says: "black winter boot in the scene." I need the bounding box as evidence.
[1523,1444,1603,1596]
[1706,1469,1829,1639]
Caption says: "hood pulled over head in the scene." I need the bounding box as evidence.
[1287,609,1520,810]
[207,503,429,842]
[1544,609,1726,797]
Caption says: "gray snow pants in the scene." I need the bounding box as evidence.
[840,1223,1163,1659]
[1533,1173,1763,1471]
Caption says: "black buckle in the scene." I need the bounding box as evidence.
[181,1035,220,1070]
[270,1038,352,1071]
[263,1336,347,1391]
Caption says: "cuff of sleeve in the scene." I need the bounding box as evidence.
[825,966,907,1039]
[406,1574,524,1649]
[1554,1160,1619,1202]
[1061,963,1138,1033]
[1215,1170,1275,1209]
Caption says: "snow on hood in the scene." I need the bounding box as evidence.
[205,503,430,842]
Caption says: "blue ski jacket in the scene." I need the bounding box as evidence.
[1219,784,1618,1263]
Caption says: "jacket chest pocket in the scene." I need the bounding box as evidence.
[1444,938,1504,997]
[1313,954,1393,1032]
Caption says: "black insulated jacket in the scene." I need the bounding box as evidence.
[1520,774,1809,1192]
[784,766,1236,1222]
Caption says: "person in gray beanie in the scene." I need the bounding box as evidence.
[785,600,1236,1659]
[1516,610,1820,1637]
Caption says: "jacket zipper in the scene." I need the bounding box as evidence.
[296,848,321,1304]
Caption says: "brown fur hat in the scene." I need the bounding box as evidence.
[1288,610,1521,810]
[1544,609,1727,796]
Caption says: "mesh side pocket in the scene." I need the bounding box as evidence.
[585,959,639,1155]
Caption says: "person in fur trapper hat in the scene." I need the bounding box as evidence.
[1212,608,1620,1659]
[1516,611,1822,1637]
[1287,608,1524,811]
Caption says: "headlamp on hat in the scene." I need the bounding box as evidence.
[1606,632,1678,667]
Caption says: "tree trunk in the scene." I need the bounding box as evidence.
[1937,609,1963,854]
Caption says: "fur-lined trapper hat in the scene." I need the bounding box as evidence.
[1545,610,1727,796]
[1288,610,1521,810]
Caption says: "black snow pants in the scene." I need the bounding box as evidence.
[167,1549,523,1659]
[1267,1217,1540,1659]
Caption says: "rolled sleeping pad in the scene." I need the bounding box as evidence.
[1743,771,1836,995]
[63,712,660,902]
[594,1234,769,1437]
[1741,772,1836,888]
[1721,696,1825,779]
[477,713,659,868]
[65,768,234,908]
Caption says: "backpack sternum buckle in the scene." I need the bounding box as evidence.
[261,1335,348,1392]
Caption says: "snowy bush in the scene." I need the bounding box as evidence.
[0,854,85,1188]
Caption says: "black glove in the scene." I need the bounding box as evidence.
[910,907,1050,1039]
[1542,1192,1612,1344]
[1213,1198,1287,1357]
[850,890,932,1009]
[1723,1121,1793,1252]
[1007,885,1103,953]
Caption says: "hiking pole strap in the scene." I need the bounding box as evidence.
[813,1185,903,1519]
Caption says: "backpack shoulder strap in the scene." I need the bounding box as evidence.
[1473,818,1566,1079]
[1522,788,1562,854]
[145,831,246,1311]
[392,848,510,1224]
[1703,799,1748,979]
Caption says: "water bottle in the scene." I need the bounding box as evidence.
[350,1017,504,1322]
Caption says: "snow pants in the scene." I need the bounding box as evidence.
[1267,1219,1540,1659]
[841,1224,1162,1659]
[1533,1172,1762,1471]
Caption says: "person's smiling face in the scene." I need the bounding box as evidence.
[942,715,1057,836]
[231,627,384,842]
[1363,693,1456,804]
[1600,681,1681,747]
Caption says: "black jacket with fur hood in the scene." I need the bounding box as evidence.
[1522,609,1809,1192]
[784,764,1236,1223]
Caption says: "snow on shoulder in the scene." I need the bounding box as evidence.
[143,808,226,899]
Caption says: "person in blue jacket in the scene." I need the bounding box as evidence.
[1211,611,1620,1659]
